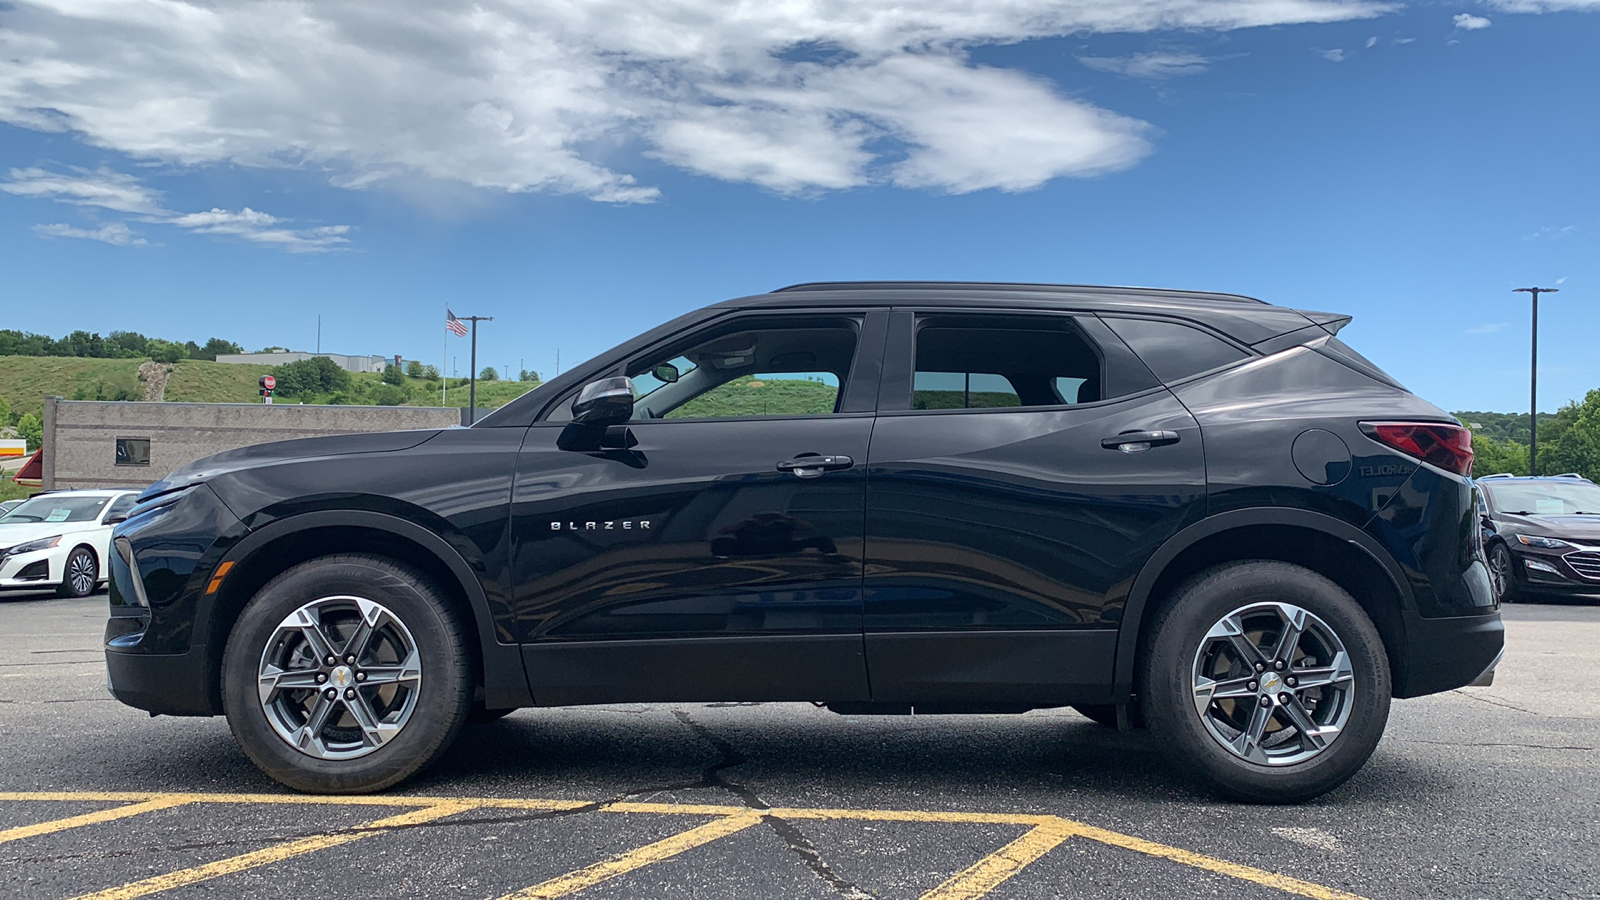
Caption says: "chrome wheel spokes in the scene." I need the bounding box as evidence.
[69,552,96,595]
[257,595,422,760]
[1191,601,1355,767]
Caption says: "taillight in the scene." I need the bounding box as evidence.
[1361,422,1474,476]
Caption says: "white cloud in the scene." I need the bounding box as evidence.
[1365,35,1379,47]
[4,167,351,252]
[0,0,1395,200]
[1453,13,1494,28]
[1557,276,1569,284]
[169,207,353,252]
[1465,322,1509,334]
[1,166,165,215]
[1487,0,1600,10]
[1393,36,1418,43]
[1079,51,1215,79]
[33,222,147,246]
[1317,48,1347,61]
[1523,225,1578,241]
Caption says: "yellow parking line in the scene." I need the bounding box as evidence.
[500,812,764,900]
[67,800,479,900]
[0,796,195,845]
[919,821,1078,900]
[1073,822,1369,900]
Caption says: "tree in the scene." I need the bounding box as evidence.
[147,339,188,364]
[371,384,408,407]
[404,360,424,378]
[1471,431,1527,478]
[519,369,540,383]
[1536,390,1600,480]
[272,356,352,397]
[195,338,243,361]
[17,413,42,452]
[421,365,440,380]
[479,366,499,381]
[381,364,406,386]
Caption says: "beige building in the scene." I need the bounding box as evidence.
[40,399,461,490]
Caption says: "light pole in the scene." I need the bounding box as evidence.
[1513,287,1559,475]
[456,315,494,424]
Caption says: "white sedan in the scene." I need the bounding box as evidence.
[0,490,139,597]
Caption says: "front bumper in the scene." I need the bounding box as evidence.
[0,548,60,591]
[1507,544,1600,595]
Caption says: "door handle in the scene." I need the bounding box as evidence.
[777,454,855,478]
[1101,430,1180,452]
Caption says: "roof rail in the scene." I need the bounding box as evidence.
[1554,472,1589,479]
[1477,473,1516,479]
[769,281,1266,304]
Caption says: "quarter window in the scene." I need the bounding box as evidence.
[912,315,1102,410]
[1101,316,1250,384]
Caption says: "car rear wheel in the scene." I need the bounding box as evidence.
[1139,561,1391,803]
[57,547,98,598]
[222,554,472,793]
[1488,543,1520,603]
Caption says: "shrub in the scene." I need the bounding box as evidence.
[381,364,406,386]
[17,413,42,451]
[272,357,352,397]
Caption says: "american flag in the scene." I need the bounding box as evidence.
[446,309,469,337]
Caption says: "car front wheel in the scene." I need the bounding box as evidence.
[1488,543,1520,603]
[221,554,472,793]
[57,547,98,598]
[1140,561,1391,803]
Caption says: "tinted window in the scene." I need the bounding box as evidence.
[1102,316,1250,384]
[627,317,860,420]
[103,494,137,521]
[1,495,110,524]
[911,315,1102,410]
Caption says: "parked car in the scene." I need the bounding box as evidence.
[105,281,1501,802]
[0,499,23,517]
[1,490,138,597]
[1478,473,1600,602]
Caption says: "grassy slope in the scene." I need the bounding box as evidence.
[669,376,838,418]
[0,356,145,419]
[165,359,278,403]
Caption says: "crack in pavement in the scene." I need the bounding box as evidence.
[673,709,876,900]
[1450,690,1594,719]
[1400,738,1595,751]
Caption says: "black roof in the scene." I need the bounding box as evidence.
[708,281,1326,347]
[769,281,1266,304]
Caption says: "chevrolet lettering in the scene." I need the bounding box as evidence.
[105,281,1501,802]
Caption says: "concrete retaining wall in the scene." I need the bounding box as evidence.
[42,399,461,490]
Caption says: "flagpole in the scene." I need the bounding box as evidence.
[442,304,448,408]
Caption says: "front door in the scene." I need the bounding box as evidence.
[510,310,885,704]
[862,310,1208,707]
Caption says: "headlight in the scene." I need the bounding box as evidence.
[1516,534,1573,550]
[6,535,63,556]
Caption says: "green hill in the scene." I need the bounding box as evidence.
[0,356,145,419]
[165,359,279,403]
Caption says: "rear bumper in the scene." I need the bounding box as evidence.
[1394,609,1504,699]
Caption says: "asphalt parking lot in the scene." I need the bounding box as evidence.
[0,593,1595,900]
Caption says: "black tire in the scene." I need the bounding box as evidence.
[467,705,518,724]
[1488,543,1520,604]
[1139,560,1391,804]
[57,547,98,598]
[221,554,472,793]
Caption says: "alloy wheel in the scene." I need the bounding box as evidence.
[68,551,96,596]
[1190,601,1355,766]
[256,595,422,760]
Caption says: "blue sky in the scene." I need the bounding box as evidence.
[2,0,1596,413]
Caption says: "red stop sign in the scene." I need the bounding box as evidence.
[261,375,277,390]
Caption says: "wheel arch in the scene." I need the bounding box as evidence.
[201,510,531,714]
[1114,508,1413,703]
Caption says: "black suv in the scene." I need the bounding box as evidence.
[1478,473,1600,602]
[106,282,1502,802]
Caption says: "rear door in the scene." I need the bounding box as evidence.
[861,309,1208,707]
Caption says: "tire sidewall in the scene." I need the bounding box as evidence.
[222,556,470,793]
[1142,561,1392,803]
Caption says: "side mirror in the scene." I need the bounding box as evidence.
[571,376,635,427]
[105,514,129,525]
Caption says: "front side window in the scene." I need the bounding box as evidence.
[627,317,861,420]
[912,315,1102,411]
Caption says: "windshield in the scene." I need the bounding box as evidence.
[1483,481,1600,516]
[0,495,110,524]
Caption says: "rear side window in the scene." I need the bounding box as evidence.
[1101,316,1250,384]
[913,315,1102,410]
